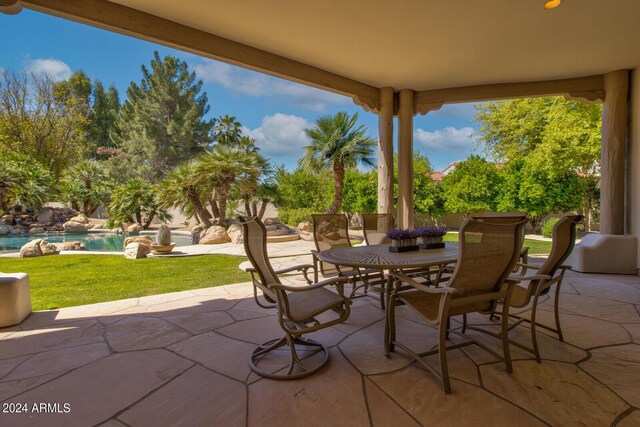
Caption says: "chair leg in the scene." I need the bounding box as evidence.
[554,282,564,342]
[445,317,451,340]
[461,314,467,334]
[250,334,330,380]
[438,320,451,394]
[530,294,541,363]
[385,293,397,356]
[501,302,513,374]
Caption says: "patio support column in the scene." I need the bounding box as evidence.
[600,70,629,235]
[397,89,414,228]
[377,87,394,215]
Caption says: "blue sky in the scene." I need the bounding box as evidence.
[0,9,481,171]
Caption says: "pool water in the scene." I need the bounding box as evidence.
[0,233,193,253]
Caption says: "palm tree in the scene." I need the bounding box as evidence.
[213,115,243,147]
[195,145,257,225]
[300,112,376,214]
[107,179,171,229]
[59,160,112,216]
[159,162,213,227]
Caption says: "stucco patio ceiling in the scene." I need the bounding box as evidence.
[96,0,640,90]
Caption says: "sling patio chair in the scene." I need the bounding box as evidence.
[311,213,384,299]
[385,217,528,394]
[239,215,351,380]
[483,214,583,362]
[474,211,530,275]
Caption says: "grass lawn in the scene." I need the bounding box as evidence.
[442,233,552,254]
[1,254,249,311]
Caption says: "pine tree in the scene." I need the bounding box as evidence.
[89,81,120,158]
[110,51,214,182]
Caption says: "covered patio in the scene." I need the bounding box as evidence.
[1,268,639,426]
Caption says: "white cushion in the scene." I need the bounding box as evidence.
[0,272,32,327]
[566,234,638,275]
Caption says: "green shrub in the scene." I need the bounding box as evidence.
[541,217,560,238]
[279,208,316,226]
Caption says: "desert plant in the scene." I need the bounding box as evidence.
[156,224,172,245]
[541,217,560,238]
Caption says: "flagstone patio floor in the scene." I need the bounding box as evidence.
[1,268,640,426]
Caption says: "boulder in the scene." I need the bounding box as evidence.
[69,214,90,224]
[36,208,55,225]
[20,239,43,257]
[199,226,231,244]
[38,240,58,256]
[124,235,153,249]
[227,223,243,244]
[29,227,46,235]
[54,241,85,251]
[127,223,144,233]
[298,230,314,241]
[63,221,89,233]
[19,239,58,257]
[0,224,12,235]
[298,221,312,232]
[123,242,150,259]
[264,217,282,226]
[0,215,13,225]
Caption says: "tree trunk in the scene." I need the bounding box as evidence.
[143,211,155,229]
[209,195,221,225]
[328,162,345,214]
[244,198,252,217]
[258,200,268,219]
[135,210,143,226]
[190,194,212,227]
[193,210,201,225]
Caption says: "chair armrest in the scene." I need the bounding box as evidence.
[274,264,314,275]
[516,262,541,269]
[390,272,456,294]
[244,267,257,273]
[271,276,351,293]
[508,273,552,283]
[559,264,572,270]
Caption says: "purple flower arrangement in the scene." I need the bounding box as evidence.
[386,229,422,240]
[415,226,447,237]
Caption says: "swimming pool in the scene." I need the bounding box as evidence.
[0,232,193,253]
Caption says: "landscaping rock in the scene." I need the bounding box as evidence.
[123,242,150,259]
[63,221,89,233]
[1,215,13,225]
[29,227,46,235]
[36,208,55,225]
[127,223,144,233]
[20,240,43,257]
[264,217,281,226]
[54,241,85,251]
[227,223,243,244]
[124,236,153,250]
[0,224,12,235]
[298,230,314,241]
[298,221,312,232]
[70,214,90,224]
[199,226,231,244]
[38,240,58,256]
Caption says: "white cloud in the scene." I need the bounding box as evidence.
[25,58,72,82]
[194,60,349,112]
[243,113,311,158]
[414,126,477,152]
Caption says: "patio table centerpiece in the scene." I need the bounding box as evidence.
[386,228,421,252]
[417,226,447,249]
